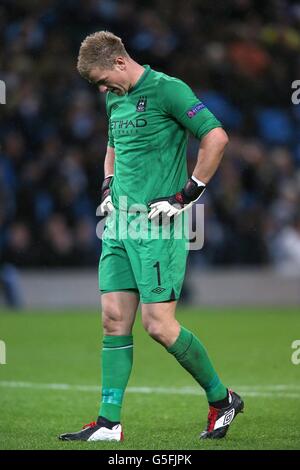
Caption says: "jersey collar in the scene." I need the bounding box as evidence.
[128,65,151,94]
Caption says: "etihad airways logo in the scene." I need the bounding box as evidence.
[111,118,147,129]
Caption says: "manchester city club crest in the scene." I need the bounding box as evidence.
[136,96,147,112]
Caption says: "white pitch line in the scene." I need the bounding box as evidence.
[236,384,300,391]
[0,381,300,398]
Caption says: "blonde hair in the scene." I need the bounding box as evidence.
[77,31,129,80]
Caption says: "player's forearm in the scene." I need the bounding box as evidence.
[100,146,116,215]
[192,128,228,184]
[104,145,115,177]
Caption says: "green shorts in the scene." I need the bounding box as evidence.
[99,210,188,303]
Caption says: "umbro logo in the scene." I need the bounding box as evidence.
[136,96,147,112]
[214,407,236,430]
[223,408,235,425]
[151,287,166,294]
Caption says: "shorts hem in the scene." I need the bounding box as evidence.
[140,296,180,304]
[100,288,139,295]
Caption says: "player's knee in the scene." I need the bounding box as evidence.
[102,307,125,334]
[143,318,165,342]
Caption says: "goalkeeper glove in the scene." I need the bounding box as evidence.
[99,175,115,216]
[148,176,206,220]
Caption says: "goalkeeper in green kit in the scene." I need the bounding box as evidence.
[59,31,244,442]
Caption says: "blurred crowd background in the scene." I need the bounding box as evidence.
[1,0,300,276]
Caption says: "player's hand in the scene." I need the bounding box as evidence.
[99,175,115,216]
[148,177,206,220]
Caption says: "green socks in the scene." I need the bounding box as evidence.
[99,335,133,422]
[167,326,227,403]
[99,328,226,421]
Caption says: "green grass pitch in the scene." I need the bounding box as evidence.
[0,306,300,450]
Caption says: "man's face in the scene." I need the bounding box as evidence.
[89,65,129,96]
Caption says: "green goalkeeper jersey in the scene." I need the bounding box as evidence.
[106,65,222,211]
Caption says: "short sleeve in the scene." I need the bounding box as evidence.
[160,77,222,139]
